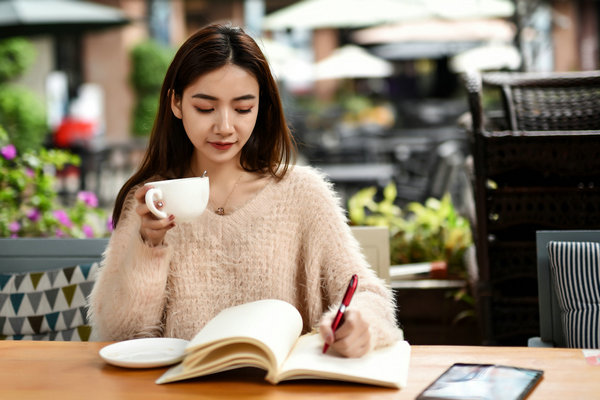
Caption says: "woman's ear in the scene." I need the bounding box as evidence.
[170,90,183,119]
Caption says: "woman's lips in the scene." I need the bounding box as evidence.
[210,142,235,150]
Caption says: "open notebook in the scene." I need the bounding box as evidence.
[156,299,410,388]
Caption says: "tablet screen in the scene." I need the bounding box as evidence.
[417,363,543,400]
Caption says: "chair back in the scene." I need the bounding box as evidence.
[535,230,600,347]
[0,238,108,273]
[481,70,600,131]
[350,226,390,284]
[462,70,600,345]
[0,238,108,341]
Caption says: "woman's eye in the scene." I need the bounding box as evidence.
[237,108,252,114]
[196,108,213,113]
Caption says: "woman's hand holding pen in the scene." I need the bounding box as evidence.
[135,185,175,247]
[319,309,372,358]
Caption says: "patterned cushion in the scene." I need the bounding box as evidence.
[0,263,98,341]
[548,241,600,348]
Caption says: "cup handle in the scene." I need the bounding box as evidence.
[145,188,168,219]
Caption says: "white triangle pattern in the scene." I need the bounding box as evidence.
[1,263,99,339]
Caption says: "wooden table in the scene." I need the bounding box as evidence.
[2,341,599,399]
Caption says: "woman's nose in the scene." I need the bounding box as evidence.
[216,109,235,134]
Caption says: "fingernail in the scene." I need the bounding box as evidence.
[157,201,164,208]
[169,215,175,221]
[326,333,334,344]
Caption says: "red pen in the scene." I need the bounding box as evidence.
[323,274,358,354]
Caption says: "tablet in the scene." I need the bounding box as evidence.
[417,363,543,400]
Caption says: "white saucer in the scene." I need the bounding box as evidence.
[99,338,189,368]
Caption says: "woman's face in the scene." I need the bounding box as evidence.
[171,64,260,168]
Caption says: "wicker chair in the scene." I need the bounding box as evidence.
[467,70,600,132]
[463,70,600,345]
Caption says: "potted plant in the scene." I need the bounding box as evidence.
[0,126,111,238]
[348,183,478,343]
[348,182,472,279]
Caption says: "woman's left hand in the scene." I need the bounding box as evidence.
[319,308,372,358]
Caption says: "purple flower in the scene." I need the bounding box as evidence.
[106,216,114,232]
[55,228,66,238]
[1,144,16,160]
[82,225,94,238]
[8,221,20,233]
[53,209,73,228]
[77,191,99,208]
[25,168,35,178]
[27,208,41,222]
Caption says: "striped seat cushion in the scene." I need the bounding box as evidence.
[0,263,98,341]
[548,241,600,348]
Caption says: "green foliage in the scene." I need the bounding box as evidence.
[348,183,472,277]
[130,40,173,92]
[348,183,404,233]
[129,39,173,136]
[391,196,472,277]
[0,37,36,83]
[0,127,111,238]
[132,93,159,137]
[0,84,47,153]
[0,37,47,153]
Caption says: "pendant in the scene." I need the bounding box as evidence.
[215,207,225,216]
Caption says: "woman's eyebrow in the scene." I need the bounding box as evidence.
[191,93,256,101]
[233,94,256,101]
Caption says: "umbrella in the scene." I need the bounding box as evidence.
[263,0,429,30]
[371,41,481,60]
[0,0,130,37]
[314,45,393,80]
[263,0,514,31]
[257,37,302,78]
[256,37,314,87]
[450,43,521,72]
[422,0,514,20]
[353,18,516,44]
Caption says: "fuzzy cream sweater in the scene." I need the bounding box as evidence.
[88,165,401,348]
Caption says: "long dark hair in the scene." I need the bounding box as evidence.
[112,23,296,227]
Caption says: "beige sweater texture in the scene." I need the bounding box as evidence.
[88,165,401,348]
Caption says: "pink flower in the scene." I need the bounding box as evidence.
[1,144,16,160]
[25,168,35,178]
[27,208,41,222]
[55,228,66,238]
[77,191,98,208]
[53,209,73,228]
[106,216,114,232]
[82,225,94,238]
[8,221,20,233]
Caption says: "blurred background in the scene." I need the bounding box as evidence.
[1,0,599,346]
[3,0,597,210]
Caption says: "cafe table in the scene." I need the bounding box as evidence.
[2,341,599,399]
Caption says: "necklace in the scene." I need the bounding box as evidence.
[215,173,243,216]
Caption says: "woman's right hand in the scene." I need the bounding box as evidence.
[135,185,175,247]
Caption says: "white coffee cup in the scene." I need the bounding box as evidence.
[144,177,209,222]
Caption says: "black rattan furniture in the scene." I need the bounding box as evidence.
[481,70,600,131]
[463,70,600,345]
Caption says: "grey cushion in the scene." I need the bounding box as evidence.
[548,241,600,348]
[0,263,98,341]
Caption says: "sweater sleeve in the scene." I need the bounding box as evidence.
[299,167,403,349]
[87,189,174,341]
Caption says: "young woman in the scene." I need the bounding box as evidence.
[88,23,401,358]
